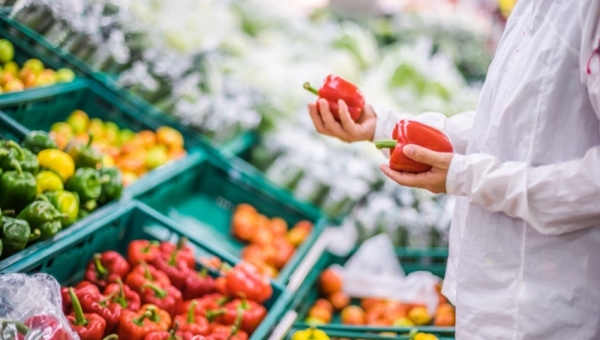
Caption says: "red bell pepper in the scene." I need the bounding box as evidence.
[104,278,141,311]
[177,294,229,316]
[67,288,107,340]
[78,291,122,335]
[375,119,454,173]
[303,75,365,122]
[225,263,272,304]
[61,281,101,314]
[152,251,190,291]
[159,238,196,269]
[183,269,216,300]
[174,301,210,336]
[126,262,171,294]
[214,277,228,296]
[1,316,71,340]
[141,283,183,318]
[117,305,171,340]
[206,324,248,340]
[218,299,267,335]
[144,329,197,340]
[128,240,161,266]
[85,251,131,290]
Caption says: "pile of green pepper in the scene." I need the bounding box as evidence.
[0,131,123,259]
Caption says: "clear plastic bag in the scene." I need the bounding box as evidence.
[0,273,78,340]
[339,234,441,314]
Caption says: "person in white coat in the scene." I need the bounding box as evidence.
[307,0,600,339]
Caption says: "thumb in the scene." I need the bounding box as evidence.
[403,144,451,169]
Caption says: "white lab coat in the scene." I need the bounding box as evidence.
[373,1,600,339]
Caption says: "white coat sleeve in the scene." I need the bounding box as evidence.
[446,3,600,236]
[372,105,476,157]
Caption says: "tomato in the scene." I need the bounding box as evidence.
[434,311,455,327]
[235,204,257,215]
[319,268,343,295]
[340,306,366,325]
[249,227,274,246]
[314,299,333,313]
[308,305,332,323]
[436,303,454,316]
[231,211,257,242]
[269,218,287,236]
[328,291,350,311]
[272,238,295,270]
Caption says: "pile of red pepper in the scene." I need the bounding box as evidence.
[58,238,273,340]
[231,204,313,278]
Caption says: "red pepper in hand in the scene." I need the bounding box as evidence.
[141,283,183,318]
[117,305,171,340]
[85,251,131,290]
[67,288,107,340]
[128,240,161,266]
[219,299,267,335]
[152,251,190,291]
[126,262,171,294]
[61,281,101,314]
[104,278,141,311]
[375,119,454,173]
[174,301,210,336]
[303,75,365,122]
[183,269,216,300]
[225,262,272,304]
[159,238,196,269]
[78,291,122,335]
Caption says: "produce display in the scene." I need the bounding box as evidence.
[0,132,123,259]
[231,204,312,278]
[301,266,455,328]
[0,40,75,93]
[58,238,273,340]
[50,110,186,186]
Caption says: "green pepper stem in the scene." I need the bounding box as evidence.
[141,261,153,280]
[29,229,41,241]
[142,241,159,253]
[176,237,188,251]
[2,209,15,216]
[199,268,208,278]
[115,278,127,307]
[303,82,319,96]
[132,311,151,326]
[5,140,23,160]
[8,158,23,176]
[187,300,197,324]
[99,291,117,307]
[102,335,119,340]
[216,296,230,306]
[69,288,89,326]
[205,308,226,323]
[374,140,398,150]
[168,249,178,267]
[144,305,161,323]
[94,253,108,278]
[231,307,245,335]
[169,322,180,340]
[1,320,30,334]
[141,282,167,299]
[86,135,94,148]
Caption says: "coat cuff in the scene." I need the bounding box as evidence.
[446,154,467,196]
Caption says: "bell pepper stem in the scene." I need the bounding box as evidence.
[4,140,24,160]
[86,135,94,148]
[176,237,188,250]
[2,209,15,216]
[1,320,30,334]
[141,282,167,298]
[374,140,398,150]
[7,158,23,176]
[102,335,119,340]
[144,305,161,323]
[94,253,108,278]
[187,300,197,324]
[132,311,152,326]
[205,308,226,323]
[29,229,41,241]
[69,288,89,326]
[115,278,127,306]
[169,322,180,340]
[231,307,245,335]
[142,241,159,253]
[216,296,230,306]
[99,291,117,307]
[303,82,319,96]
[199,268,209,278]
[168,249,178,266]
[141,261,153,280]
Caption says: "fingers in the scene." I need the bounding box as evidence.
[308,103,332,136]
[403,145,453,169]
[318,99,345,136]
[337,99,357,133]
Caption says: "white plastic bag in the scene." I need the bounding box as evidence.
[0,273,78,340]
[339,234,441,314]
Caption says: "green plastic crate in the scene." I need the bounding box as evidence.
[0,114,122,271]
[5,201,292,340]
[286,239,454,337]
[0,12,257,157]
[136,150,327,285]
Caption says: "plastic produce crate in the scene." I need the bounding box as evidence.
[136,150,327,285]
[272,231,454,339]
[5,201,292,340]
[0,11,257,157]
[283,325,456,340]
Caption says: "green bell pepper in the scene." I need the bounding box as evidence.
[67,137,103,169]
[23,130,58,154]
[0,216,31,257]
[98,167,123,205]
[1,140,24,172]
[44,190,79,226]
[0,164,37,212]
[16,200,66,233]
[19,148,39,174]
[65,167,102,202]
[37,220,62,240]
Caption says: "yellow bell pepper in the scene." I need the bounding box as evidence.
[291,328,330,340]
[37,149,75,182]
[414,333,439,340]
[36,171,64,194]
[408,307,432,326]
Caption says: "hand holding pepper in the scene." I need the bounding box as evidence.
[307,99,377,143]
[303,75,365,122]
